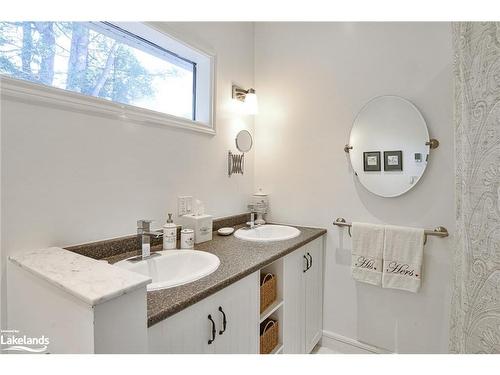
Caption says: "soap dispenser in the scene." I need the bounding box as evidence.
[163,213,177,250]
[252,189,268,225]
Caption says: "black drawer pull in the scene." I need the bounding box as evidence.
[218,306,227,335]
[208,314,216,344]
[307,253,313,269]
[303,254,310,272]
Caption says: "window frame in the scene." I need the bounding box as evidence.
[0,22,216,135]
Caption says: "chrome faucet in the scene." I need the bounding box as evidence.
[136,219,163,260]
[245,206,261,229]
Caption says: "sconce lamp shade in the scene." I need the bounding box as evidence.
[244,89,258,115]
[232,85,258,115]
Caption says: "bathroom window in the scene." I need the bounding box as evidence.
[0,22,214,129]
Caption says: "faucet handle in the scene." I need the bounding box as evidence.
[137,219,153,230]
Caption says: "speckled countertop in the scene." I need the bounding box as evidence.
[105,224,326,327]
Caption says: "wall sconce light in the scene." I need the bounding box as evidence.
[232,85,258,114]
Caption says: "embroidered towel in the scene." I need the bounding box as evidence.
[351,222,385,286]
[382,225,424,293]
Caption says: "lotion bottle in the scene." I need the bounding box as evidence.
[163,213,177,250]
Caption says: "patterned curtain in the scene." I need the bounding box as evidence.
[450,22,500,353]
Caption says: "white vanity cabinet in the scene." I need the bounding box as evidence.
[148,234,325,355]
[148,271,259,354]
[283,237,324,353]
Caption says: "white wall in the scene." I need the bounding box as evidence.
[254,22,454,353]
[0,22,255,330]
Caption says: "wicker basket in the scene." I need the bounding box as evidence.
[260,273,277,314]
[260,318,279,354]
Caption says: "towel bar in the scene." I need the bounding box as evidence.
[333,217,449,245]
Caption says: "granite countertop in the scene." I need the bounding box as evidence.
[104,224,326,327]
[9,247,151,306]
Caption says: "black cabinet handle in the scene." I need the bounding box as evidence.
[307,253,313,269]
[218,306,227,335]
[208,314,216,344]
[303,254,310,272]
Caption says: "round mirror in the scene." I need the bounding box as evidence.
[235,130,253,153]
[348,96,430,197]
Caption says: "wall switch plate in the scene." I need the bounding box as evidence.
[178,196,193,216]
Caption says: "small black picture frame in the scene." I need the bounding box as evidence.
[384,151,403,171]
[363,151,381,171]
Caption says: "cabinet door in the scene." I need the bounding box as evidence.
[304,237,324,353]
[283,247,307,354]
[148,297,215,354]
[214,272,259,353]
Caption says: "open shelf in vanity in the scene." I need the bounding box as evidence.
[260,299,284,323]
[260,258,285,354]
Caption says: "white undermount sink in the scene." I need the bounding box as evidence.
[115,250,220,291]
[234,224,300,242]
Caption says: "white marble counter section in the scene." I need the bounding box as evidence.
[9,247,151,306]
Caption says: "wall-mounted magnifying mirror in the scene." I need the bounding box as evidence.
[346,95,437,197]
[229,130,253,177]
[235,130,253,153]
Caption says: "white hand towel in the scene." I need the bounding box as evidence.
[382,225,424,293]
[351,222,385,286]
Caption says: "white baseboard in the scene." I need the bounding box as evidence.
[320,330,392,354]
